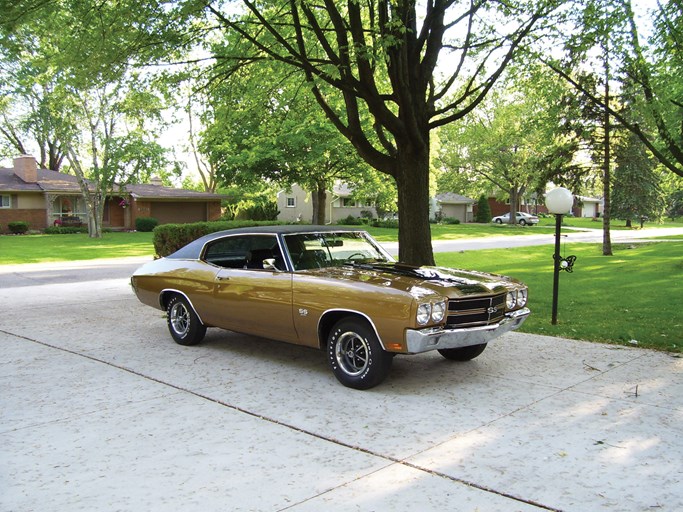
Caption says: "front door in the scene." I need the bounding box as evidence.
[198,233,296,343]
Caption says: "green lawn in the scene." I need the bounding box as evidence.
[366,222,557,241]
[436,242,683,353]
[537,216,683,230]
[0,232,155,264]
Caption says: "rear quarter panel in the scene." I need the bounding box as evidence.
[131,259,218,320]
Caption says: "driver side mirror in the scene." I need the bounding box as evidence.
[262,258,281,271]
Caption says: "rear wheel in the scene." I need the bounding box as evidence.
[438,343,487,361]
[166,295,206,346]
[327,318,393,390]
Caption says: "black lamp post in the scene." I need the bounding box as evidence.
[545,187,574,325]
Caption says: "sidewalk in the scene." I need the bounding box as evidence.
[1,258,682,511]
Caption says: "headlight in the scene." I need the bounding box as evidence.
[506,291,517,310]
[417,303,431,325]
[431,301,447,323]
[517,288,528,308]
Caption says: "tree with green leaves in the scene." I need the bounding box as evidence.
[475,194,492,223]
[547,0,683,178]
[612,130,663,226]
[0,0,183,237]
[199,54,384,225]
[205,0,562,264]
[437,69,579,224]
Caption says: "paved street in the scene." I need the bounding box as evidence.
[1,230,682,511]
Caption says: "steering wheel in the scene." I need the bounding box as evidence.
[344,252,367,263]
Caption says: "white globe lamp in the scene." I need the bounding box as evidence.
[546,187,574,215]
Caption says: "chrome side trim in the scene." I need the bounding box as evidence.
[159,288,206,326]
[405,308,530,354]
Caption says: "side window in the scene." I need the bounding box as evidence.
[203,235,284,270]
[0,194,10,208]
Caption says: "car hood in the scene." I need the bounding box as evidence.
[304,262,518,300]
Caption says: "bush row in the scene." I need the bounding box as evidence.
[336,215,400,229]
[153,220,288,257]
[44,226,89,234]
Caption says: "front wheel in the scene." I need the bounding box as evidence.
[495,219,503,224]
[438,343,487,361]
[166,295,206,346]
[327,318,393,390]
[519,219,527,226]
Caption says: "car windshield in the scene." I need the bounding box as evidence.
[284,231,394,270]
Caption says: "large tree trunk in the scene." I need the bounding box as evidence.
[395,150,434,266]
[311,180,327,225]
[508,188,519,225]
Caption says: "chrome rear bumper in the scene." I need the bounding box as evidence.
[404,308,530,354]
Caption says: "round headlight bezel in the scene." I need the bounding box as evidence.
[517,288,528,308]
[431,300,447,323]
[506,290,517,310]
[417,303,431,325]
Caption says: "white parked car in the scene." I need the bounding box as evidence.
[492,212,539,225]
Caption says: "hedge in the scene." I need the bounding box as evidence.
[135,216,158,232]
[8,221,30,234]
[153,220,289,257]
[44,226,89,234]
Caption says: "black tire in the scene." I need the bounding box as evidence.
[495,218,503,224]
[519,219,527,226]
[166,295,206,346]
[438,343,487,361]
[327,318,393,390]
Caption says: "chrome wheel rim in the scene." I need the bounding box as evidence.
[335,332,369,376]
[170,302,190,337]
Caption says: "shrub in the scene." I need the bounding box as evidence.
[8,221,29,234]
[475,195,492,223]
[153,220,288,257]
[371,219,399,229]
[44,226,88,234]
[136,216,159,232]
[442,217,461,225]
[337,215,364,226]
[235,202,279,221]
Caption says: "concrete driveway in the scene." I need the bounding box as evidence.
[1,257,682,512]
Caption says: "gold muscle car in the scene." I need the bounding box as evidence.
[131,225,530,389]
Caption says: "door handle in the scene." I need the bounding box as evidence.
[217,275,230,281]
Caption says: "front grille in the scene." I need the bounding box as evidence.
[447,293,506,328]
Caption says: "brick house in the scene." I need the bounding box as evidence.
[0,155,224,233]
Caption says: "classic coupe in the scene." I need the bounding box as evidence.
[131,225,530,389]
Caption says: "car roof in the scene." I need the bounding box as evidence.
[167,224,367,259]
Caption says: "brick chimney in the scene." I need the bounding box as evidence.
[14,155,38,183]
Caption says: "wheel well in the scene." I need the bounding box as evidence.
[159,290,180,310]
[160,290,208,327]
[317,310,375,350]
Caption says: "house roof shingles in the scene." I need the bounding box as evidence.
[435,192,475,204]
[0,166,223,200]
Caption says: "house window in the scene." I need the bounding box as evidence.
[0,194,10,208]
[342,198,356,207]
[286,197,296,208]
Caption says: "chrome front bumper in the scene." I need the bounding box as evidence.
[404,308,531,354]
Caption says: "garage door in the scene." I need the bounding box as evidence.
[151,202,207,224]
